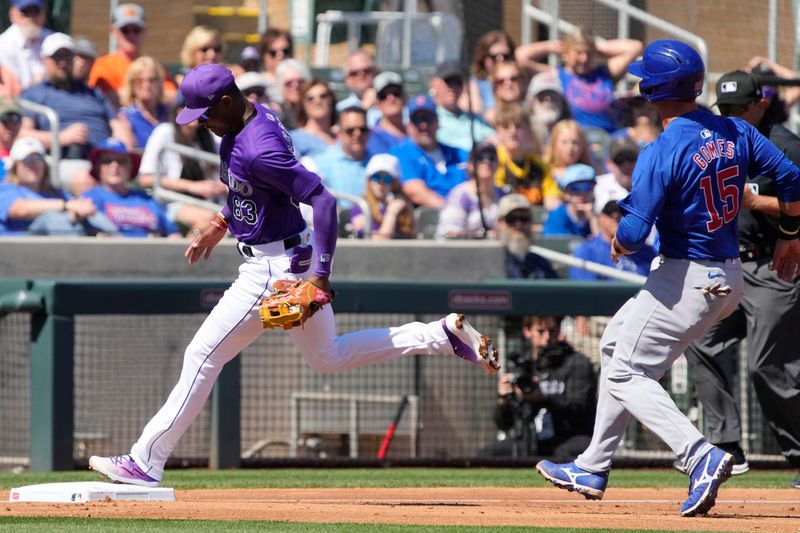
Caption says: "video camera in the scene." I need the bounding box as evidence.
[505,351,537,395]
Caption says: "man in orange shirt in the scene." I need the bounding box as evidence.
[88,3,175,107]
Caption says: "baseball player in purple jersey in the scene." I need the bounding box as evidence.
[535,40,800,517]
[88,64,499,486]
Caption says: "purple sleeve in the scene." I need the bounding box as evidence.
[307,183,338,277]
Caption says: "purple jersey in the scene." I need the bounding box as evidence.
[618,109,800,260]
[218,103,323,244]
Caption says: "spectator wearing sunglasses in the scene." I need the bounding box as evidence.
[82,138,179,237]
[275,59,311,130]
[593,136,639,216]
[0,0,53,91]
[485,61,525,127]
[21,33,134,166]
[462,30,517,117]
[175,25,226,88]
[436,140,505,239]
[88,4,177,108]
[290,80,337,158]
[389,94,468,209]
[0,136,117,236]
[258,27,292,103]
[302,106,370,209]
[431,60,495,152]
[366,71,408,157]
[542,163,595,238]
[0,98,22,167]
[336,50,381,127]
[496,193,558,280]
[350,153,415,240]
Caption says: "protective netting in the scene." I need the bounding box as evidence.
[0,313,30,464]
[0,310,787,466]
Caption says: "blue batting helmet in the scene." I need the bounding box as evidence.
[627,40,704,102]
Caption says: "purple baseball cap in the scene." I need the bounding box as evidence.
[176,64,236,125]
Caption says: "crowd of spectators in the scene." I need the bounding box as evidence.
[0,0,796,288]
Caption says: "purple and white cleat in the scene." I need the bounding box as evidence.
[89,454,160,487]
[442,313,500,375]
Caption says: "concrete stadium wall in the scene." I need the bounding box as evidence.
[0,237,505,282]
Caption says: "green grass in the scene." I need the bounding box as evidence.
[1,467,797,490]
[0,518,736,533]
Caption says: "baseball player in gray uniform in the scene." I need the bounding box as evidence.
[535,40,800,517]
[88,64,499,486]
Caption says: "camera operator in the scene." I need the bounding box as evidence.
[486,315,597,458]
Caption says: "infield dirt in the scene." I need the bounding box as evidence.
[2,487,798,531]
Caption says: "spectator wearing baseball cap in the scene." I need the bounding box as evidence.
[430,60,496,152]
[0,135,118,236]
[570,199,656,280]
[0,0,53,90]
[366,71,408,157]
[236,71,274,107]
[89,3,177,108]
[594,136,639,215]
[71,36,98,85]
[20,32,135,163]
[542,163,595,237]
[436,140,506,239]
[495,192,558,279]
[81,138,180,238]
[525,71,570,147]
[0,98,23,164]
[389,93,469,209]
[349,153,415,239]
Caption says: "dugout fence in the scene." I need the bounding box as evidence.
[0,279,786,471]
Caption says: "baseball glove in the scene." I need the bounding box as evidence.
[259,279,334,330]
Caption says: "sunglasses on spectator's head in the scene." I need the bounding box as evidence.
[120,25,143,36]
[200,44,222,54]
[370,172,394,184]
[377,86,403,101]
[0,113,21,126]
[410,112,437,126]
[565,181,594,194]
[267,47,291,58]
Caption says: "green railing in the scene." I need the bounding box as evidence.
[0,278,640,471]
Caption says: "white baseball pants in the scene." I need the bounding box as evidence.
[575,256,743,475]
[129,230,454,481]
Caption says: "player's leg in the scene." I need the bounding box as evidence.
[741,262,800,472]
[682,310,747,473]
[535,297,635,499]
[289,309,498,374]
[91,260,274,484]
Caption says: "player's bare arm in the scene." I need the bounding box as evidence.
[771,199,800,280]
[741,184,781,216]
[184,212,228,265]
[609,235,633,264]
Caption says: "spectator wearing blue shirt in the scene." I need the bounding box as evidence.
[366,71,408,157]
[302,106,370,209]
[390,94,468,209]
[82,138,179,237]
[19,32,134,160]
[543,163,595,238]
[431,61,496,152]
[0,136,116,236]
[570,200,655,280]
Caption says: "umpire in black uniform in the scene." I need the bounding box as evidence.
[683,70,800,485]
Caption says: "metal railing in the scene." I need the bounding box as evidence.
[18,99,60,183]
[153,142,372,238]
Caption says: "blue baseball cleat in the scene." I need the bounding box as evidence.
[680,447,733,517]
[535,460,608,500]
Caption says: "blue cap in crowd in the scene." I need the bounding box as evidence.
[12,0,44,10]
[176,64,235,125]
[558,163,596,191]
[407,93,436,115]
